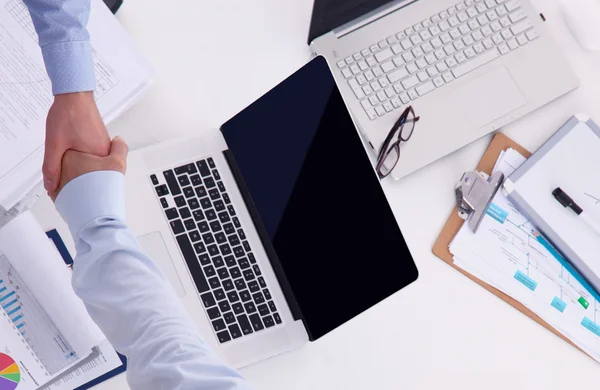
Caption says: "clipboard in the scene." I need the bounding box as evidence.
[432,132,587,356]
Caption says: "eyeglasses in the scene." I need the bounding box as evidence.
[376,106,420,179]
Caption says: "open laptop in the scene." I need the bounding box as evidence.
[309,0,579,179]
[124,57,419,368]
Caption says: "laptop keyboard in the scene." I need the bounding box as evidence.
[150,158,282,343]
[337,0,539,120]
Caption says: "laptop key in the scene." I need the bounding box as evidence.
[230,267,241,280]
[220,243,232,256]
[222,279,234,291]
[223,223,235,235]
[228,234,240,246]
[206,209,217,221]
[174,196,186,207]
[217,267,229,279]
[204,265,216,278]
[213,256,224,268]
[253,292,265,305]
[223,311,236,324]
[207,307,220,319]
[212,318,226,332]
[160,198,169,208]
[165,208,178,220]
[202,232,215,244]
[217,181,226,192]
[208,157,216,168]
[234,278,246,290]
[249,314,264,331]
[180,207,191,219]
[237,229,246,240]
[198,254,211,266]
[214,200,225,211]
[258,304,269,316]
[178,175,190,187]
[200,198,212,209]
[253,265,262,276]
[195,186,207,198]
[248,281,260,293]
[200,292,215,308]
[196,160,211,176]
[227,205,236,216]
[218,301,231,313]
[233,246,245,258]
[209,277,221,289]
[238,258,250,270]
[232,217,241,228]
[208,244,219,257]
[243,241,251,252]
[244,302,257,314]
[209,189,220,200]
[150,174,159,185]
[217,330,231,343]
[232,302,244,315]
[225,255,236,267]
[243,269,255,282]
[193,210,205,221]
[273,313,282,324]
[218,211,230,223]
[170,220,185,235]
[183,187,195,198]
[193,242,206,254]
[162,170,181,195]
[268,301,277,312]
[258,277,267,288]
[189,231,201,242]
[263,289,272,300]
[155,184,169,196]
[215,232,227,244]
[214,288,225,301]
[188,198,200,210]
[240,290,251,302]
[198,221,210,233]
[210,221,222,232]
[229,324,242,339]
[248,253,256,264]
[204,177,216,189]
[190,174,202,186]
[212,169,221,180]
[227,291,240,302]
[263,315,275,328]
[184,219,196,230]
[223,193,231,204]
[237,314,253,335]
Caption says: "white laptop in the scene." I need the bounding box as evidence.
[309,0,579,179]
[124,58,419,368]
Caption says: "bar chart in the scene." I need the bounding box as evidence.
[0,255,79,375]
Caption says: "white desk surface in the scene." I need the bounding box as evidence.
[31,0,600,388]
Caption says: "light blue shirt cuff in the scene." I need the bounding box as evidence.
[42,41,96,95]
[55,171,125,238]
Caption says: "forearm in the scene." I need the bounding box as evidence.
[23,0,95,94]
[56,171,252,390]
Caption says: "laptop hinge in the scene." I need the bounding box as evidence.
[334,0,419,39]
[222,149,312,337]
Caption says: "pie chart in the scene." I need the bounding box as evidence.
[0,354,20,390]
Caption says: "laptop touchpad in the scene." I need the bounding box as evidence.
[453,66,527,128]
[138,232,186,297]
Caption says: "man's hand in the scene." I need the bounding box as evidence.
[44,92,111,192]
[50,137,128,202]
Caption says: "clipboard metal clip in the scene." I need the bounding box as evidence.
[455,170,505,233]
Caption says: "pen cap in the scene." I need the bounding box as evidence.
[552,187,583,215]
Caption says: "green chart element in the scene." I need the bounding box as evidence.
[0,374,19,383]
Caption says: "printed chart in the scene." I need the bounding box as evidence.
[0,354,20,390]
[0,255,78,375]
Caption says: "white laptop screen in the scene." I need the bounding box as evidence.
[221,56,418,340]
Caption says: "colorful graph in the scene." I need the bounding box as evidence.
[0,353,20,390]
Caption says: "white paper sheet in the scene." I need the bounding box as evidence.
[0,0,154,210]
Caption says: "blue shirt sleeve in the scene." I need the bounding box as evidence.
[55,171,253,390]
[23,0,96,95]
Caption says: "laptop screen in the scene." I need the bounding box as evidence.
[220,56,418,340]
[308,0,402,44]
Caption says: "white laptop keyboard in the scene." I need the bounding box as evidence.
[337,0,539,120]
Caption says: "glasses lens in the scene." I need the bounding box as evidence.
[400,110,416,141]
[378,144,400,178]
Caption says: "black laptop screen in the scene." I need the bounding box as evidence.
[308,0,404,44]
[220,56,418,340]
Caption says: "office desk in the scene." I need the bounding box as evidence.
[32,0,600,388]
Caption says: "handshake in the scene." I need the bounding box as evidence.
[46,92,128,201]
